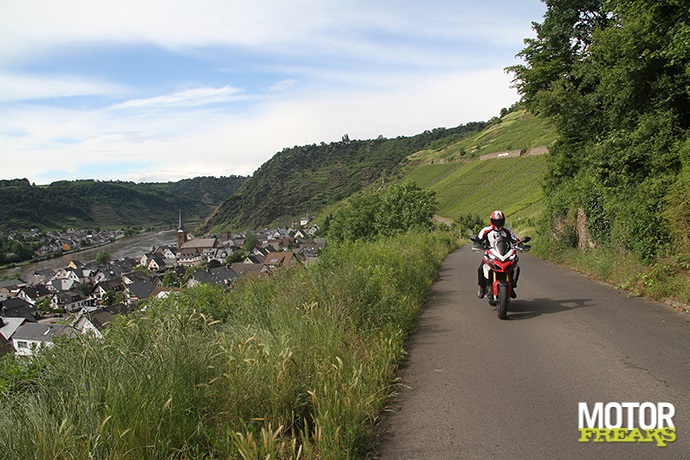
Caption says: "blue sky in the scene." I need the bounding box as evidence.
[1,0,546,184]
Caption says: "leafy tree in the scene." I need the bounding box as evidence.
[243,233,259,252]
[96,250,111,264]
[226,250,246,264]
[327,193,381,243]
[508,0,690,260]
[328,181,438,243]
[376,181,439,236]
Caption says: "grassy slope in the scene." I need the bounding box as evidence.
[313,110,555,237]
[395,109,555,236]
[404,156,547,233]
[408,110,556,164]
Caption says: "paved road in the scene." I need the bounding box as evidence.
[371,246,690,459]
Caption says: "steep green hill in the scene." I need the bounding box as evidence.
[198,122,494,233]
[402,155,548,234]
[0,176,247,232]
[407,109,556,165]
[200,109,557,233]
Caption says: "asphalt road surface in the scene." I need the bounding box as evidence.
[371,246,690,459]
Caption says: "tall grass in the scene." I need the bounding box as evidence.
[0,231,455,459]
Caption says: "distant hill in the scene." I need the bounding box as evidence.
[197,122,495,233]
[1,109,556,235]
[0,176,247,232]
[200,109,556,233]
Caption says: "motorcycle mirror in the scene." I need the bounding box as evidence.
[470,236,480,243]
[521,236,531,243]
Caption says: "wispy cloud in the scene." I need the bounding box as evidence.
[0,72,127,102]
[110,86,243,110]
[268,79,297,92]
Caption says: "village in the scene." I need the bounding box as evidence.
[0,215,325,358]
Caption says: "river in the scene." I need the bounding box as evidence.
[1,230,178,280]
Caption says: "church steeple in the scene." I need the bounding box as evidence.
[177,209,187,249]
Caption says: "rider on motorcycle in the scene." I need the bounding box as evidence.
[476,210,521,299]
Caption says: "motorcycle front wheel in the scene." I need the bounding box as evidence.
[497,284,508,320]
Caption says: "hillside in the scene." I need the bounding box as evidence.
[406,109,556,165]
[403,155,548,233]
[199,109,556,233]
[1,109,555,236]
[197,122,492,233]
[0,176,247,232]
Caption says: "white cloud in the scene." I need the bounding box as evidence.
[268,79,297,92]
[1,1,540,63]
[0,72,127,101]
[1,66,518,184]
[110,86,244,110]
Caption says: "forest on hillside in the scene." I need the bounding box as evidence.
[0,176,247,232]
[507,0,690,261]
[198,121,492,232]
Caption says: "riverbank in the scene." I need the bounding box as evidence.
[0,230,177,281]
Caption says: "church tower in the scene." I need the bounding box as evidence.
[177,209,187,249]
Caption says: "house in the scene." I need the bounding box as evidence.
[231,263,269,277]
[1,298,41,322]
[27,268,56,286]
[17,285,52,305]
[0,279,26,296]
[50,289,95,313]
[125,280,157,305]
[93,279,126,301]
[0,316,26,354]
[201,247,229,264]
[72,308,117,339]
[102,303,132,316]
[67,260,85,270]
[294,229,309,239]
[178,237,221,266]
[186,266,238,287]
[54,267,88,284]
[121,271,160,286]
[178,247,202,266]
[140,252,167,271]
[252,246,271,258]
[155,244,178,260]
[264,252,297,269]
[47,278,77,293]
[243,254,265,265]
[12,323,78,356]
[86,267,108,284]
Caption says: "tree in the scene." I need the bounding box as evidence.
[243,233,259,252]
[328,181,438,243]
[508,0,690,260]
[96,250,111,264]
[376,181,439,236]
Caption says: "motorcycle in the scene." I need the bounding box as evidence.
[471,234,531,319]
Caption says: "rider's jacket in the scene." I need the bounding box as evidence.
[477,226,520,248]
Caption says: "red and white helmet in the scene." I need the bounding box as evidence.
[490,210,505,230]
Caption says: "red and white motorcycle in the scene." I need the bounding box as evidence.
[471,234,531,319]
